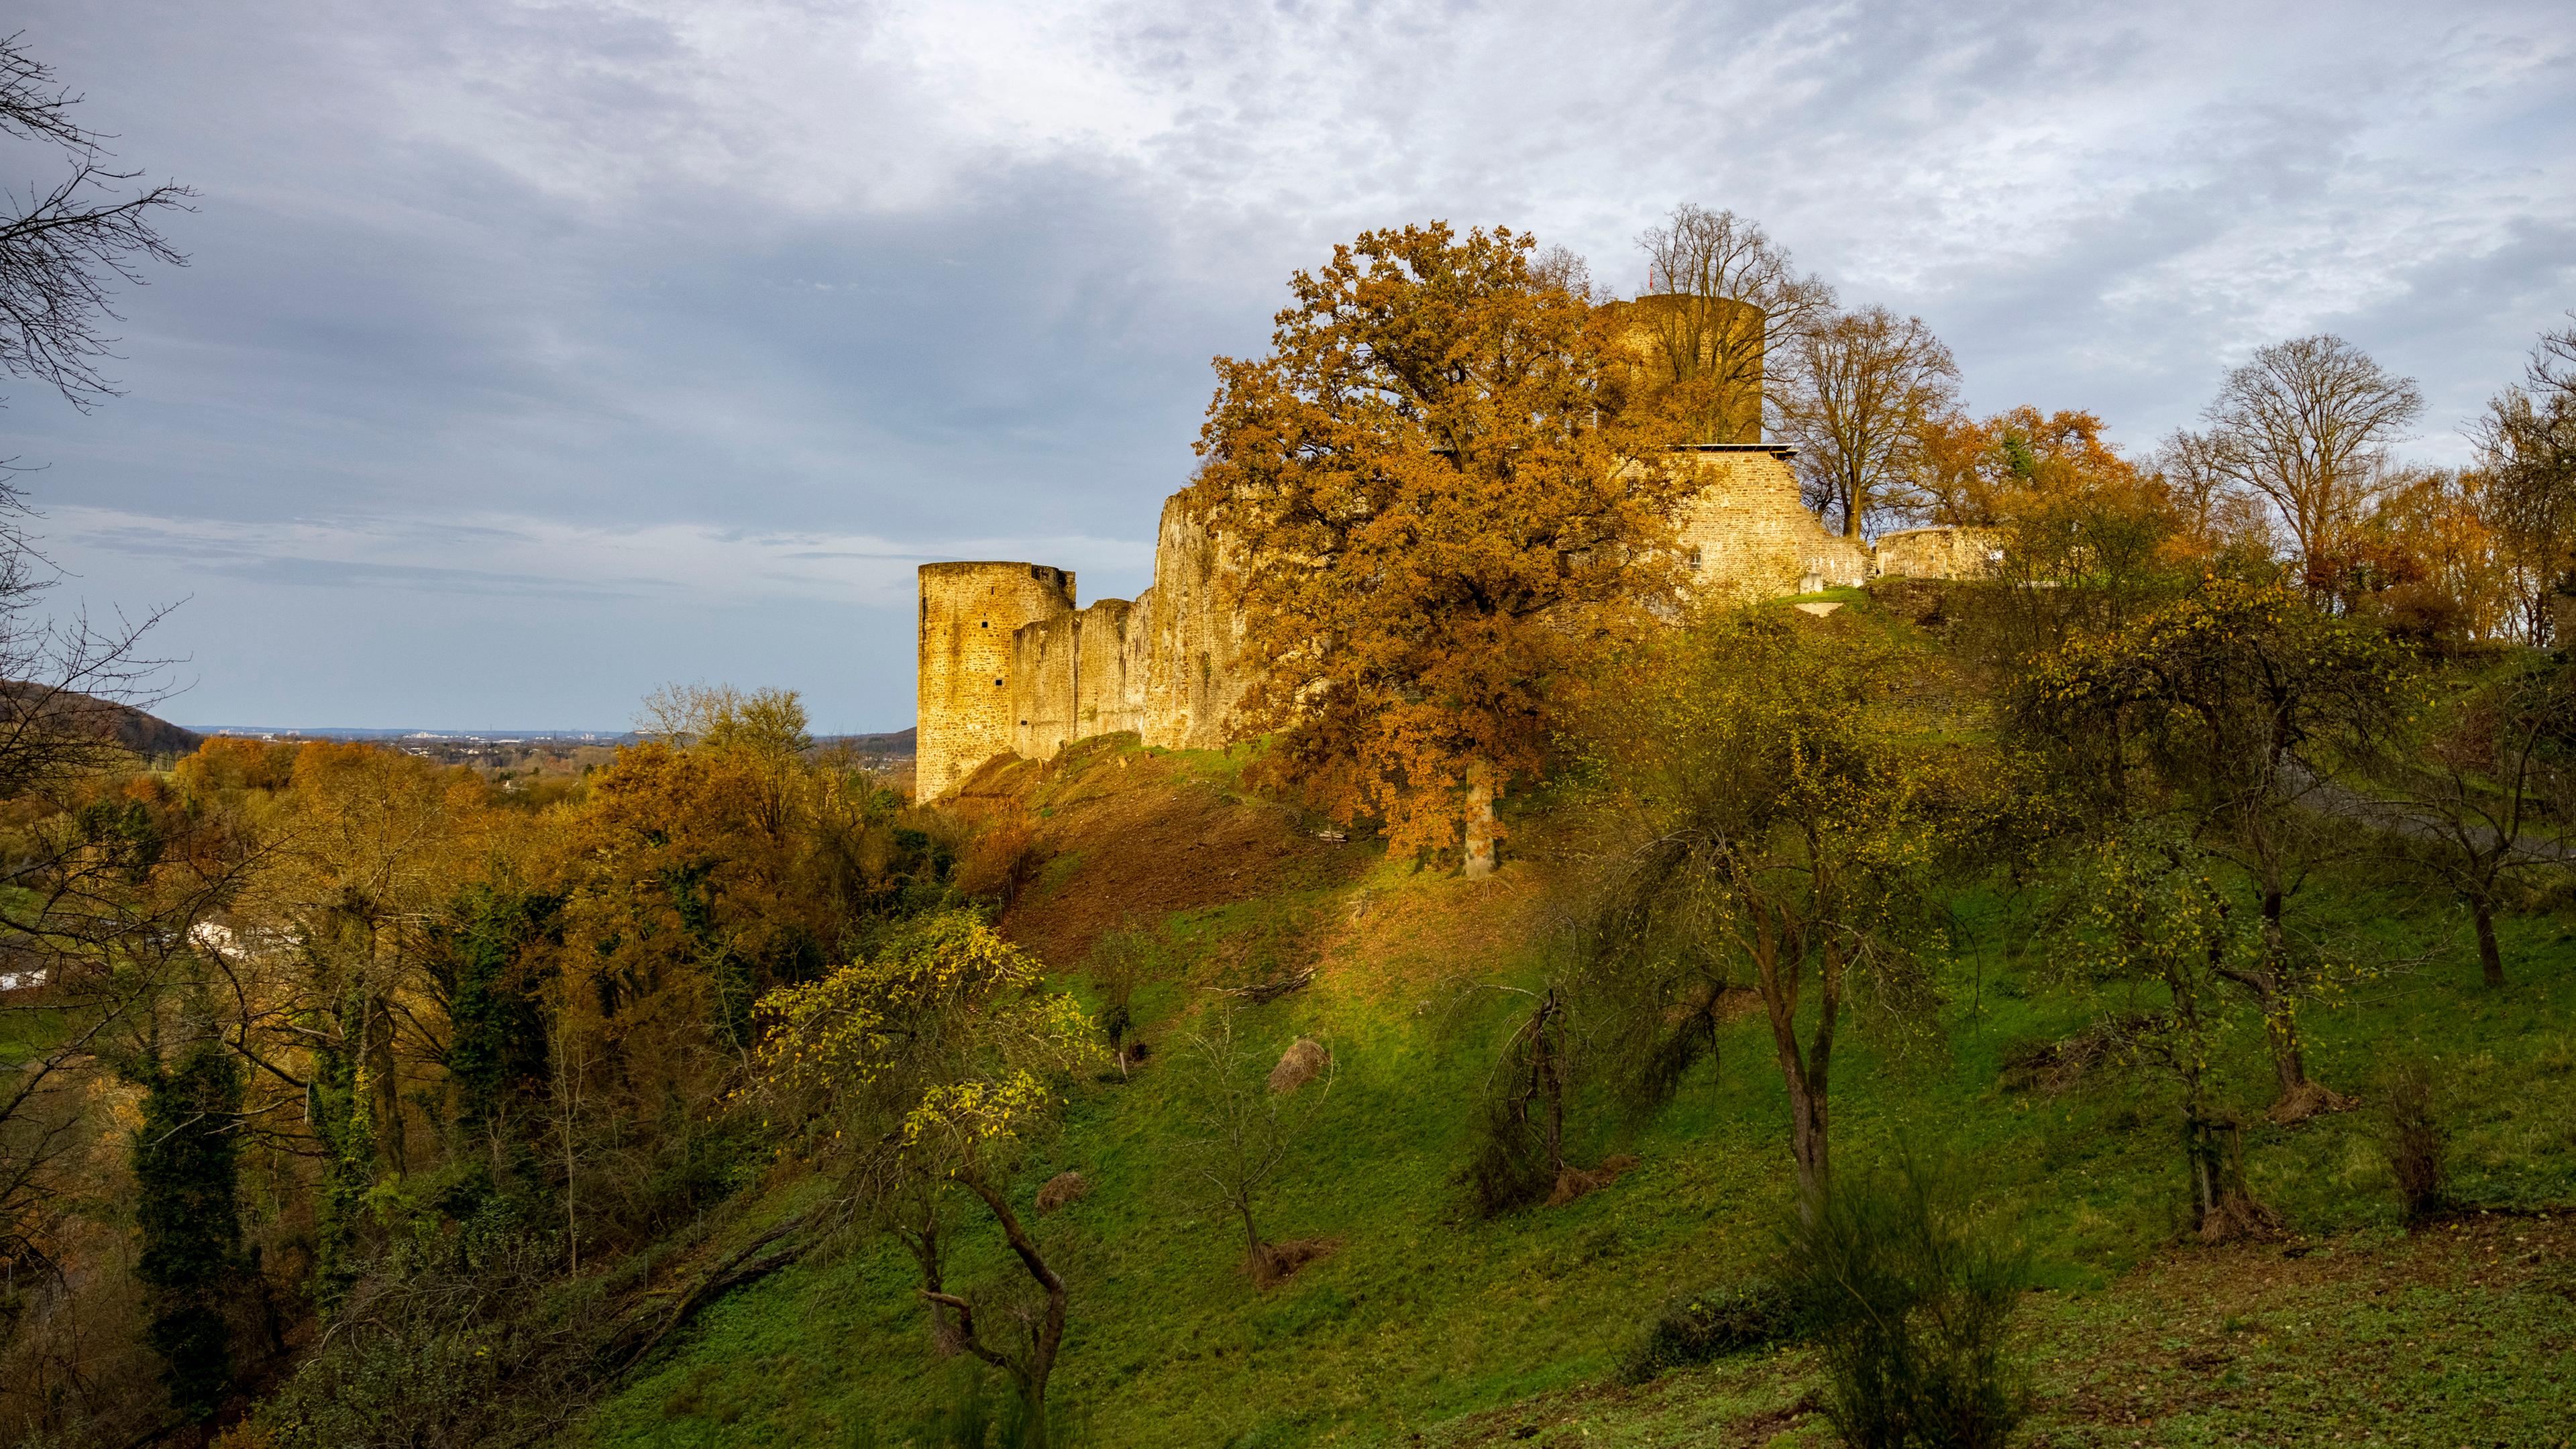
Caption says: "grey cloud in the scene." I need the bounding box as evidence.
[182,556,672,600]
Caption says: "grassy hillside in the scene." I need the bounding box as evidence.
[564,712,2576,1448]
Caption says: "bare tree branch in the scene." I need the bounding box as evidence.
[2186,335,2423,580]
[0,31,195,411]
[1633,204,1836,443]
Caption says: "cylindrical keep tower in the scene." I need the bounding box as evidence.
[917,561,1075,798]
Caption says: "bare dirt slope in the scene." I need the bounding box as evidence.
[953,735,1370,969]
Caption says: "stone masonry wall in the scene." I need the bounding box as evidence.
[1873,526,1998,580]
[917,455,1986,797]
[1674,446,1873,598]
[916,561,1075,799]
[1008,608,1081,763]
[994,492,1250,774]
[1132,492,1247,752]
[1072,598,1140,741]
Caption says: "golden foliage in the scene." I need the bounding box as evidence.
[754,910,1097,1181]
[1192,221,1696,860]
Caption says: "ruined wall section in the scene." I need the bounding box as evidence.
[981,495,1250,788]
[1010,598,1145,763]
[1008,609,1081,763]
[1073,598,1142,740]
[1134,492,1248,752]
[924,455,1904,795]
[1872,526,1998,580]
[1674,445,1872,599]
[917,561,1074,800]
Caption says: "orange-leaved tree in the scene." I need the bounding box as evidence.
[1190,222,1693,873]
[1921,407,2229,659]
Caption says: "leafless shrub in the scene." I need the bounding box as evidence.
[2380,1059,2449,1226]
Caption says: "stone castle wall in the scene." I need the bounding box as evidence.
[1674,446,1872,598]
[916,561,1077,800]
[917,450,1980,798]
[1872,525,1998,580]
[997,492,1249,773]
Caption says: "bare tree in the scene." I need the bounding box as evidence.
[1529,244,1598,304]
[1633,205,1835,442]
[1778,306,1960,540]
[0,32,194,413]
[2184,335,2422,580]
[1178,1010,1330,1285]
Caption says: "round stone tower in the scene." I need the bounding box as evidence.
[916,561,1075,798]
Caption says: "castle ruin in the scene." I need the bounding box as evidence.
[914,299,1983,798]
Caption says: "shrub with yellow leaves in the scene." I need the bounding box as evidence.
[751,910,1100,1445]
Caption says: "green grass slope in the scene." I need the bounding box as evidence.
[568,741,2576,1448]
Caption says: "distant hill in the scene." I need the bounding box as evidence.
[0,682,203,758]
[816,726,914,761]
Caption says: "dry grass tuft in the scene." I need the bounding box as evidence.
[1267,1037,1330,1095]
[1035,1171,1089,1216]
[1248,1237,1341,1289]
[1546,1153,1643,1208]
[2265,1079,2359,1125]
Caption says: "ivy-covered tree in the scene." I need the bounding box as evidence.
[129,1033,244,1421]
[1576,612,1953,1216]
[429,880,561,1159]
[2055,826,2280,1240]
[2021,580,2399,1120]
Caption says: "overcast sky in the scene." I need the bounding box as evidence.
[2,0,2569,731]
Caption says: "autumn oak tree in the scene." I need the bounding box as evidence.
[1191,222,1694,873]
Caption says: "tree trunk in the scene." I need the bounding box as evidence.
[902,1208,959,1356]
[2251,889,2320,1107]
[961,1177,1067,1447]
[1544,1058,1565,1185]
[2471,894,2504,987]
[1462,765,1497,880]
[2184,1111,2225,1226]
[1538,989,1566,1182]
[1780,1061,1830,1218]
[2222,953,2353,1123]
[2262,1004,2308,1099]
[1754,919,1834,1220]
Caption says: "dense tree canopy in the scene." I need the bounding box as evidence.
[1191,221,1695,865]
